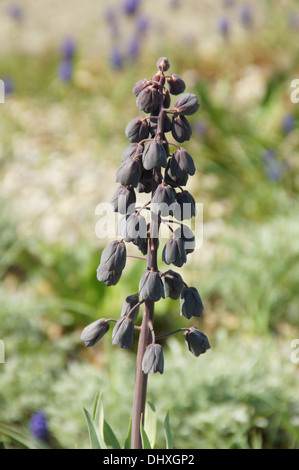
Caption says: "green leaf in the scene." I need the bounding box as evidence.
[92,392,100,421]
[144,402,156,449]
[0,423,48,449]
[123,417,132,449]
[140,414,151,450]
[104,420,121,449]
[97,392,107,449]
[164,411,173,449]
[83,407,101,449]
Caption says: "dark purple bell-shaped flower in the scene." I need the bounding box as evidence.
[121,293,140,321]
[174,93,199,116]
[167,74,186,95]
[81,319,110,346]
[162,236,187,267]
[139,270,165,301]
[173,190,196,220]
[171,115,192,143]
[97,240,126,286]
[184,327,210,357]
[116,157,142,188]
[112,316,135,349]
[110,185,136,214]
[142,343,164,374]
[180,287,204,319]
[137,86,160,114]
[151,183,176,216]
[142,141,167,170]
[125,117,149,143]
[162,269,185,300]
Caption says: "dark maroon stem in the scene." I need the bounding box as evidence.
[131,71,165,449]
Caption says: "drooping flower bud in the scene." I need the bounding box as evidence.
[156,57,170,72]
[151,183,176,216]
[137,169,153,193]
[174,93,199,116]
[167,74,186,95]
[121,293,140,321]
[139,270,165,301]
[164,160,189,187]
[81,318,110,347]
[142,343,164,374]
[133,78,150,97]
[136,86,160,114]
[173,190,196,220]
[180,287,204,319]
[183,327,210,357]
[97,240,126,286]
[162,269,185,299]
[118,212,147,243]
[122,143,143,162]
[170,148,195,177]
[112,316,135,349]
[162,236,187,267]
[125,117,149,143]
[142,141,167,170]
[174,225,195,253]
[110,185,136,214]
[116,158,141,188]
[171,115,192,143]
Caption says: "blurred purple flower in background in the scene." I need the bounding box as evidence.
[136,13,150,35]
[60,36,76,60]
[57,37,76,83]
[58,59,73,82]
[281,113,295,135]
[29,412,48,442]
[104,5,121,37]
[109,45,123,70]
[222,0,235,7]
[240,4,253,28]
[193,119,208,138]
[218,16,230,37]
[262,149,283,182]
[128,36,140,61]
[167,0,181,8]
[6,2,23,21]
[2,76,15,95]
[122,0,141,16]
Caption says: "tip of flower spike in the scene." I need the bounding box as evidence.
[156,57,170,72]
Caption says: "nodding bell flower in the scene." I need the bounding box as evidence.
[142,343,164,374]
[180,286,204,319]
[174,225,195,254]
[116,157,142,188]
[112,316,135,349]
[81,319,110,347]
[125,117,149,143]
[167,74,186,95]
[137,86,160,114]
[110,185,136,214]
[162,235,187,267]
[133,78,150,97]
[118,212,147,243]
[137,169,153,193]
[184,327,210,357]
[121,293,140,321]
[171,115,192,143]
[170,148,195,177]
[173,190,196,221]
[139,270,165,302]
[142,141,167,170]
[97,240,126,286]
[156,57,170,72]
[122,143,144,162]
[174,93,199,116]
[162,269,185,300]
[151,183,176,216]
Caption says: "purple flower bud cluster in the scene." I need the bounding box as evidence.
[57,36,76,83]
[29,412,48,442]
[81,58,210,385]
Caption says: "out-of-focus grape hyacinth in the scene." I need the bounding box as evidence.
[262,149,283,183]
[218,16,230,37]
[240,4,253,28]
[281,113,295,135]
[57,37,76,83]
[29,412,48,442]
[2,76,15,95]
[109,45,124,70]
[6,2,23,21]
[123,0,141,16]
